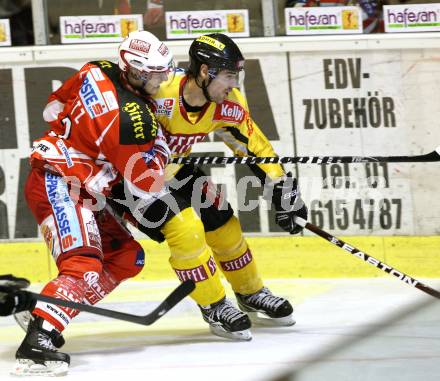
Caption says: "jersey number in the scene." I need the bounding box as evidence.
[59,116,72,139]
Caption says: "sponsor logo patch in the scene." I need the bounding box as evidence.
[196,35,225,50]
[166,133,206,154]
[45,173,83,252]
[135,249,145,266]
[220,250,253,272]
[207,256,217,276]
[158,43,169,56]
[83,271,100,286]
[85,219,101,251]
[122,101,146,141]
[35,143,50,153]
[45,303,70,325]
[102,91,118,111]
[129,39,151,53]
[39,215,61,261]
[80,72,109,119]
[97,60,112,69]
[40,221,55,255]
[174,265,208,283]
[56,139,74,168]
[213,100,245,124]
[154,98,175,118]
[90,67,105,82]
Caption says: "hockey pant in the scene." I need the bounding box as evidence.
[24,170,145,332]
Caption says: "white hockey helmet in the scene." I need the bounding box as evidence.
[118,30,174,79]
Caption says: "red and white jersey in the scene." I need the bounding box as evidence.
[31,60,167,198]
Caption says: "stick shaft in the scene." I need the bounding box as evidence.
[28,279,195,325]
[170,149,440,165]
[295,218,440,299]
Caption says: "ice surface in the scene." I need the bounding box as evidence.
[1,278,439,381]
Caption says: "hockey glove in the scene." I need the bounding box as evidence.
[267,173,308,235]
[0,274,35,316]
[153,126,171,166]
[142,126,171,172]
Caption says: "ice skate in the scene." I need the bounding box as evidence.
[200,297,252,341]
[11,316,70,377]
[236,287,295,326]
[14,310,66,348]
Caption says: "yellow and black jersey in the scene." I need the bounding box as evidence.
[152,72,284,181]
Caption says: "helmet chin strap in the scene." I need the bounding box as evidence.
[195,76,213,102]
[201,81,212,102]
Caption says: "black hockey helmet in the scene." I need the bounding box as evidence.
[187,33,244,77]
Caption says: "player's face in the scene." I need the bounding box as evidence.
[207,70,240,104]
[143,71,169,95]
[127,67,169,95]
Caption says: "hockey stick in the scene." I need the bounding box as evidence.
[26,279,195,326]
[170,147,440,165]
[294,217,440,299]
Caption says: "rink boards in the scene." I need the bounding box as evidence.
[1,235,439,283]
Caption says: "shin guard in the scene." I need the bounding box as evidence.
[206,216,263,295]
[163,208,225,306]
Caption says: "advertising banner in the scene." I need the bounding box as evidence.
[0,19,11,47]
[384,4,440,33]
[289,50,440,236]
[285,6,363,35]
[59,14,143,44]
[165,10,250,39]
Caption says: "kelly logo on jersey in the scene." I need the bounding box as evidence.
[154,98,175,118]
[80,72,109,119]
[213,100,245,124]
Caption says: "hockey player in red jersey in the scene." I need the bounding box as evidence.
[12,31,174,376]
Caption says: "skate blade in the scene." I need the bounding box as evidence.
[209,325,252,341]
[11,359,69,377]
[247,311,296,327]
[14,310,33,333]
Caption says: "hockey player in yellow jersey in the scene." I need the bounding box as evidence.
[110,33,308,341]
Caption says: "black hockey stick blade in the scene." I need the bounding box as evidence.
[28,279,195,326]
[294,217,440,299]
